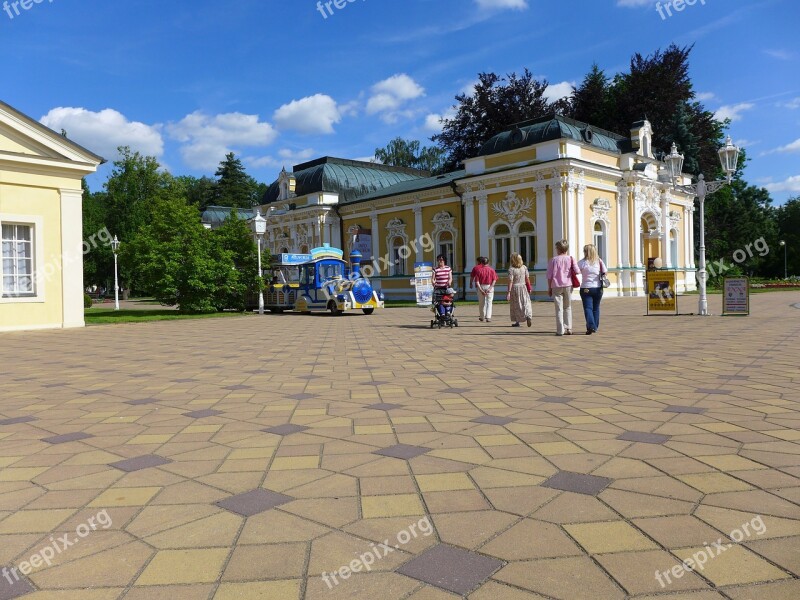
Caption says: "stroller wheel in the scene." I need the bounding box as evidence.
[454,319,459,327]
[430,320,435,328]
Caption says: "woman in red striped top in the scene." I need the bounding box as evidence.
[433,255,453,289]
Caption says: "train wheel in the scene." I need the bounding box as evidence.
[328,301,342,316]
[362,308,375,315]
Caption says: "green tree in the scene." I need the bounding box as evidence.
[214,153,263,208]
[775,197,800,278]
[211,212,267,311]
[374,138,446,174]
[433,69,554,170]
[570,64,611,128]
[81,179,113,288]
[123,192,238,313]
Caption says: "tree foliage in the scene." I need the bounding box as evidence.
[374,138,446,174]
[214,153,263,208]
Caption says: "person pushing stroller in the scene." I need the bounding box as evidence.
[430,255,458,328]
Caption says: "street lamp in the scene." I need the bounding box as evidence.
[111,235,121,311]
[252,208,267,315]
[665,136,740,316]
[779,240,787,279]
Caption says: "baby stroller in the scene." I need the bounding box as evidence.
[430,287,459,329]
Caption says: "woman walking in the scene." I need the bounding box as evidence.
[506,253,532,327]
[546,240,578,336]
[577,244,606,335]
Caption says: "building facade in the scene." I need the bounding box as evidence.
[0,101,104,332]
[254,114,697,300]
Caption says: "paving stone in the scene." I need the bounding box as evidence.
[287,393,317,400]
[42,432,93,444]
[695,388,733,394]
[182,409,223,418]
[541,471,613,496]
[0,569,35,599]
[216,489,294,516]
[125,398,160,405]
[0,416,37,425]
[374,444,431,460]
[262,424,309,436]
[664,405,707,414]
[537,396,573,404]
[396,543,504,595]
[110,455,173,472]
[617,431,671,444]
[366,403,402,410]
[471,416,516,425]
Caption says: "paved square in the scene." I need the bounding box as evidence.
[0,294,798,599]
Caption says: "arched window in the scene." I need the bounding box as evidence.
[281,247,289,254]
[593,222,607,264]
[390,236,407,276]
[300,245,309,254]
[491,224,511,270]
[437,231,455,272]
[670,230,678,267]
[517,221,536,267]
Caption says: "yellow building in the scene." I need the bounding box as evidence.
[258,114,697,300]
[0,101,104,332]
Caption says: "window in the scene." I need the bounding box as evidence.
[300,245,309,254]
[390,237,406,276]
[518,221,536,267]
[435,232,454,272]
[593,222,607,264]
[670,230,678,267]
[491,224,511,270]
[2,224,34,297]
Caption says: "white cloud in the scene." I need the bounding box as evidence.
[461,80,480,96]
[273,94,342,135]
[544,81,575,104]
[167,111,277,171]
[366,74,425,122]
[764,49,796,60]
[40,107,163,160]
[248,148,315,170]
[696,92,716,102]
[423,108,457,133]
[714,103,755,122]
[474,0,528,10]
[765,175,800,193]
[765,138,800,155]
[782,97,800,109]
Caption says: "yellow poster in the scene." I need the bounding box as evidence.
[647,271,677,314]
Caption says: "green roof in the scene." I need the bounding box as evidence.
[262,157,429,205]
[201,206,251,228]
[350,170,466,204]
[478,113,629,157]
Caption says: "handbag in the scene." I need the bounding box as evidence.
[525,278,532,294]
[601,273,611,288]
[570,259,580,288]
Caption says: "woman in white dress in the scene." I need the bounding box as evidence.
[506,253,532,327]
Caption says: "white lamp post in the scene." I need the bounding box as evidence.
[252,208,267,315]
[779,240,787,279]
[665,136,740,316]
[111,235,121,311]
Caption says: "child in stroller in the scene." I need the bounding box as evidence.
[431,287,459,328]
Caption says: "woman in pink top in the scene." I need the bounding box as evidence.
[546,239,579,336]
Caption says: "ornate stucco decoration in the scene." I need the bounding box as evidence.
[669,210,682,229]
[591,198,611,223]
[432,211,457,238]
[492,191,532,228]
[634,181,662,220]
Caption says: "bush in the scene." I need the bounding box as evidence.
[84,293,93,308]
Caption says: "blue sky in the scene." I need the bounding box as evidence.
[2,0,798,202]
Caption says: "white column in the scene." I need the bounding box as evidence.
[534,185,548,271]
[413,202,424,263]
[462,197,475,266]
[565,180,577,248]
[683,206,690,269]
[617,183,629,268]
[688,205,696,268]
[552,185,564,243]
[576,183,587,255]
[661,193,670,267]
[59,188,85,329]
[477,196,489,258]
[370,211,380,263]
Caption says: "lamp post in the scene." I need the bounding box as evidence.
[779,240,787,279]
[252,208,267,315]
[665,136,740,316]
[110,235,121,311]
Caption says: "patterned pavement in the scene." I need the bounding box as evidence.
[0,293,798,600]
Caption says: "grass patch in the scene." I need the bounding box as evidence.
[85,308,252,325]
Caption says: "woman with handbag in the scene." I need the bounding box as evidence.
[506,252,533,327]
[546,239,578,336]
[577,244,608,335]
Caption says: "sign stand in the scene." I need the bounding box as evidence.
[646,271,679,316]
[722,277,750,316]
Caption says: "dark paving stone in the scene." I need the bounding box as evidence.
[110,454,172,472]
[718,375,749,380]
[365,403,402,411]
[580,381,614,387]
[13,377,36,382]
[0,416,37,426]
[182,409,223,418]
[441,388,471,394]
[471,415,516,425]
[262,424,309,436]
[42,432,93,444]
[619,370,644,375]
[295,375,318,380]
[541,471,613,496]
[287,393,318,400]
[42,383,68,388]
[216,488,294,516]
[80,389,109,396]
[492,375,520,380]
[172,378,198,383]
[130,373,151,378]
[538,396,573,404]
[125,398,159,406]
[0,568,35,599]
[664,405,707,414]
[695,388,733,395]
[396,544,504,595]
[374,444,431,460]
[617,431,671,444]
[361,381,390,386]
[224,384,252,390]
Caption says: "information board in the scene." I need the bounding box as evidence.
[413,262,433,306]
[722,277,750,316]
[646,271,678,315]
